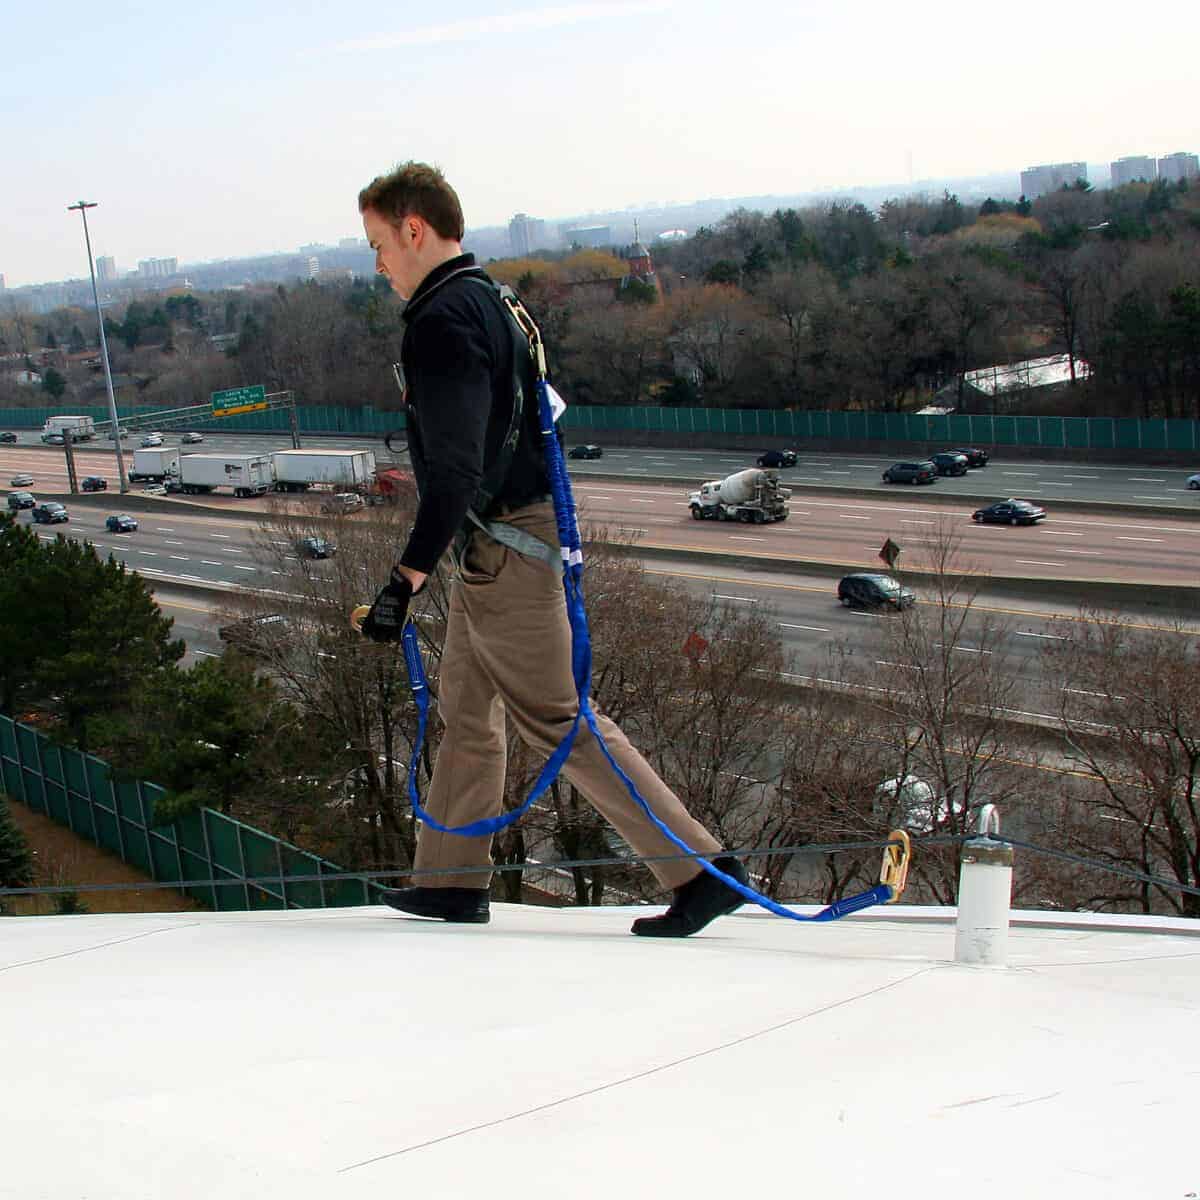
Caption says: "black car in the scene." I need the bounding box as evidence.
[950,447,989,468]
[930,451,968,477]
[7,491,35,510]
[883,461,937,485]
[756,449,798,469]
[105,514,139,532]
[32,502,68,524]
[568,444,603,460]
[296,536,336,559]
[81,476,108,492]
[972,499,1046,525]
[837,573,916,610]
[0,432,16,443]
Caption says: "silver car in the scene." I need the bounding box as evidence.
[1188,473,1200,490]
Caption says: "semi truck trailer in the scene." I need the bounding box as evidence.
[271,448,377,492]
[177,453,274,497]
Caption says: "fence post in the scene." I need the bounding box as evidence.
[955,805,1013,967]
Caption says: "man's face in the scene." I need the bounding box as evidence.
[363,208,423,300]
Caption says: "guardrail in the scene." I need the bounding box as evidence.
[6,404,1200,452]
[0,714,382,910]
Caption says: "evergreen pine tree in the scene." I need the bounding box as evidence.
[0,794,35,892]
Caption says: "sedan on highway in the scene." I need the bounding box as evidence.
[296,536,336,559]
[140,483,168,495]
[105,514,139,533]
[930,452,968,477]
[883,461,937,485]
[568,444,603,460]
[1187,473,1200,490]
[181,432,205,444]
[756,449,798,469]
[141,433,164,447]
[81,476,108,492]
[0,432,17,443]
[950,447,989,467]
[838,573,916,610]
[7,491,35,510]
[972,499,1047,525]
[10,473,34,487]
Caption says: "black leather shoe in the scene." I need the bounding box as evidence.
[380,886,490,924]
[631,856,750,938]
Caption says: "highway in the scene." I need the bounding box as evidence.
[4,428,1200,508]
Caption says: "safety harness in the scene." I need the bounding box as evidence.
[382,281,912,922]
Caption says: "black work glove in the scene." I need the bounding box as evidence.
[361,569,413,643]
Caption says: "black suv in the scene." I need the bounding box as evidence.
[32,502,68,524]
[950,447,989,467]
[930,452,968,476]
[81,476,108,492]
[757,449,798,469]
[837,573,916,610]
[0,432,16,443]
[883,461,936,485]
[296,536,336,559]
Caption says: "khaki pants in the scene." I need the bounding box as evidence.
[414,502,722,891]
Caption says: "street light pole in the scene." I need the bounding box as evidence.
[68,200,128,493]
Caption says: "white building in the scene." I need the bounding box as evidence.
[1158,151,1199,182]
[508,213,548,257]
[1110,155,1157,186]
[1020,162,1088,198]
[96,255,117,282]
[137,257,178,278]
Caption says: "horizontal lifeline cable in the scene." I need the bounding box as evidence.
[0,834,923,899]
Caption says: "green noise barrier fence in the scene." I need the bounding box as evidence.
[0,714,381,910]
[4,404,1200,451]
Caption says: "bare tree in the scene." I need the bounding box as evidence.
[1042,612,1200,916]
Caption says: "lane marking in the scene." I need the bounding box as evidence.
[169,555,189,561]
[713,594,758,602]
[729,535,766,542]
[1016,631,1067,640]
[1014,559,1065,567]
[780,623,831,632]
[209,533,233,539]
[1129,477,1167,483]
[1116,536,1164,543]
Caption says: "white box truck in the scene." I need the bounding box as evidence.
[41,415,96,442]
[178,453,274,497]
[271,448,377,492]
[127,448,181,482]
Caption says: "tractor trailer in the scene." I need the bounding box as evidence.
[688,468,790,523]
[177,453,273,497]
[127,448,181,482]
[271,448,377,492]
[41,415,96,442]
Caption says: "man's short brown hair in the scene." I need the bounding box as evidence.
[358,162,465,241]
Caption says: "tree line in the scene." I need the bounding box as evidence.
[2,179,1197,422]
[3,507,1197,919]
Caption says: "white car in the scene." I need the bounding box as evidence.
[10,473,34,487]
[141,434,164,447]
[181,432,204,444]
[140,482,167,495]
[1188,473,1200,490]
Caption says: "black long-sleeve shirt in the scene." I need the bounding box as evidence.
[397,254,550,575]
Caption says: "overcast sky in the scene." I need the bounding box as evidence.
[4,0,1198,287]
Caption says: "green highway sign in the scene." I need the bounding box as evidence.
[211,384,267,417]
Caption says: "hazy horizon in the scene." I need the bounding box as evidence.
[4,0,1197,288]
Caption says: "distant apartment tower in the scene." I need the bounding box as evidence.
[1019,162,1088,198]
[1111,156,1157,187]
[306,256,320,280]
[1158,152,1199,182]
[561,224,612,249]
[508,213,547,257]
[96,255,117,282]
[137,257,177,278]
[0,273,5,292]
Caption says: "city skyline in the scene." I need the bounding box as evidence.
[4,0,1198,288]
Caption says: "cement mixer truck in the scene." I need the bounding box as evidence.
[688,468,790,523]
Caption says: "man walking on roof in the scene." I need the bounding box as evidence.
[357,161,749,937]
